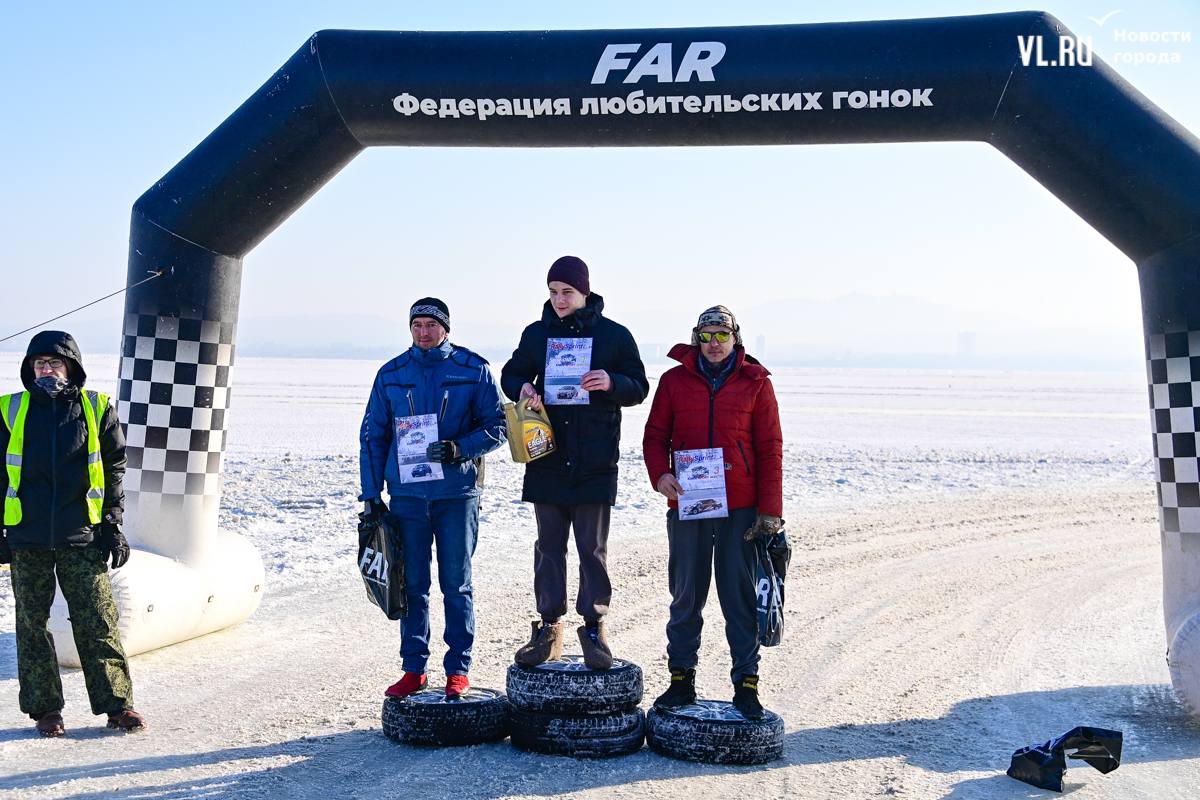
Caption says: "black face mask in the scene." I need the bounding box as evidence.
[34,374,68,397]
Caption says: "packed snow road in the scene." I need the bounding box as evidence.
[3,482,1197,799]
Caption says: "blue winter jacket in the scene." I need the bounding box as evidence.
[359,340,506,501]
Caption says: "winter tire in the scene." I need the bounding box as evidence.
[646,700,784,765]
[509,707,645,758]
[506,654,642,715]
[381,687,510,746]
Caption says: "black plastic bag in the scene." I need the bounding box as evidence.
[357,512,407,620]
[1007,726,1123,792]
[754,531,790,647]
[766,529,791,582]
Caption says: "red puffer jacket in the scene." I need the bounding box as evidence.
[643,344,783,517]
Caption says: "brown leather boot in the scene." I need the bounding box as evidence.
[514,620,563,666]
[34,711,65,738]
[106,709,146,732]
[578,621,613,670]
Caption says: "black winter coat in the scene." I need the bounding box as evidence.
[501,294,649,505]
[0,330,126,549]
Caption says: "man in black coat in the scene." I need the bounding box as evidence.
[0,330,144,736]
[501,256,648,669]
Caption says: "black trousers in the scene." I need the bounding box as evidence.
[665,506,761,682]
[532,503,612,623]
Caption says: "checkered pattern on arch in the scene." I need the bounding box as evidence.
[1147,331,1200,533]
[117,313,235,505]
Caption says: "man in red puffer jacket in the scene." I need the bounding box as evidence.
[642,305,783,720]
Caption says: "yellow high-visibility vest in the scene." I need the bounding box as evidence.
[1,390,108,526]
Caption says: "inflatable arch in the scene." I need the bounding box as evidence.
[51,12,1200,715]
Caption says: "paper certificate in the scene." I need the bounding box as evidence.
[395,414,443,483]
[675,447,729,520]
[544,337,593,406]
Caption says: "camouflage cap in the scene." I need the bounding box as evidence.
[692,305,742,346]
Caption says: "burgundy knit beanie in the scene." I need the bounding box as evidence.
[546,255,590,295]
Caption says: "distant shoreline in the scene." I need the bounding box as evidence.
[0,348,1147,374]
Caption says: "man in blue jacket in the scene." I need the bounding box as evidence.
[359,298,506,699]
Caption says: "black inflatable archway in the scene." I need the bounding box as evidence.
[117,11,1200,709]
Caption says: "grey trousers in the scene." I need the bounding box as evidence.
[666,505,760,682]
[532,503,612,623]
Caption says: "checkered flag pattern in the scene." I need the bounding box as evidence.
[1147,331,1200,534]
[117,313,235,521]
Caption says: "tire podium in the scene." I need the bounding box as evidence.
[382,688,510,746]
[646,700,785,765]
[379,658,785,764]
[506,655,646,758]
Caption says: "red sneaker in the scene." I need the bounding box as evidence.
[385,672,427,698]
[445,674,470,699]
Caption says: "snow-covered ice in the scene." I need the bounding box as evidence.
[2,354,1197,799]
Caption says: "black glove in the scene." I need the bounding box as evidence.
[96,522,130,569]
[426,440,462,464]
[358,498,387,549]
[743,514,784,542]
[0,531,11,565]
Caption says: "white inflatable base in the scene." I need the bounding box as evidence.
[1168,610,1200,718]
[48,530,264,667]
[1162,531,1200,718]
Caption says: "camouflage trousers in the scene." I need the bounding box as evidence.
[9,547,133,718]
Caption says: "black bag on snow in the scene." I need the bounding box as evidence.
[357,511,407,619]
[754,530,791,647]
[1007,726,1123,792]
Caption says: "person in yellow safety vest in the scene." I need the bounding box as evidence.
[0,330,145,737]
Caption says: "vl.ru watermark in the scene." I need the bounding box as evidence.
[1017,10,1191,67]
[1108,25,1190,65]
[1018,34,1094,67]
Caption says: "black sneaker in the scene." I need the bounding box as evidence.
[732,675,764,720]
[653,667,697,708]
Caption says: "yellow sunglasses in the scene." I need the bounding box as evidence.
[696,331,732,344]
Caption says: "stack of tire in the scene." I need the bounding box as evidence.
[382,687,510,746]
[506,655,645,757]
[646,699,784,765]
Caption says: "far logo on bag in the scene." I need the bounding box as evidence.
[754,538,787,648]
[358,514,407,620]
[756,575,780,610]
[359,547,389,586]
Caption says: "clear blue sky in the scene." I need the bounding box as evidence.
[2,1,1197,365]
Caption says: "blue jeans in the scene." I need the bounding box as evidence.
[389,495,479,675]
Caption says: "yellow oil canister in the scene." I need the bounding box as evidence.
[504,399,556,463]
